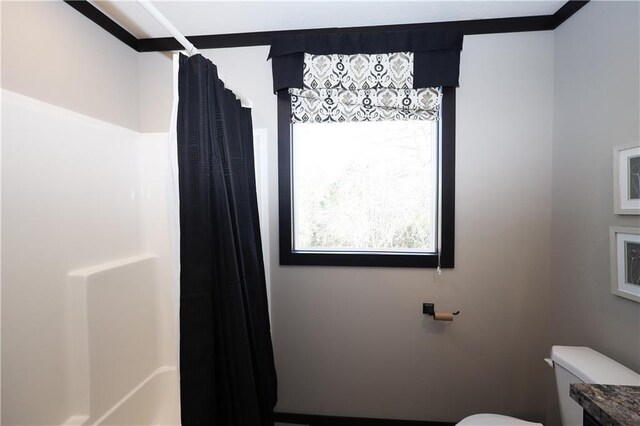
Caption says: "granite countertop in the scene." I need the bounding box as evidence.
[570,383,640,426]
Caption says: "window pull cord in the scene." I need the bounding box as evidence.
[437,251,442,276]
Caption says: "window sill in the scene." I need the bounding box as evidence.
[279,251,453,268]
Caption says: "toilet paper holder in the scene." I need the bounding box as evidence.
[422,303,460,317]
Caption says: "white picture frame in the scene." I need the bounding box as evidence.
[610,226,640,303]
[613,143,640,214]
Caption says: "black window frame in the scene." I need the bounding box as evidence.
[277,87,455,268]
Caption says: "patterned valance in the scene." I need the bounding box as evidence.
[289,53,441,122]
[268,29,462,123]
[304,52,414,90]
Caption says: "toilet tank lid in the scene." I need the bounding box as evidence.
[551,346,640,385]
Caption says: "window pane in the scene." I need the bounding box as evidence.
[292,120,437,253]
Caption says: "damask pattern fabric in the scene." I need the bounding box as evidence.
[289,87,441,122]
[304,52,414,90]
[290,52,442,123]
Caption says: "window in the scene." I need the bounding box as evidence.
[277,87,455,268]
[293,120,437,252]
[269,29,463,267]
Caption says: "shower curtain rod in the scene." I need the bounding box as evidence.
[137,0,198,56]
[136,0,253,108]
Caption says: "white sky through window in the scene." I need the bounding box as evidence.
[292,120,437,253]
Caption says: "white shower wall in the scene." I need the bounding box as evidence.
[138,132,179,370]
[1,90,177,425]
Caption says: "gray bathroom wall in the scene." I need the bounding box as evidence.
[271,32,554,423]
[1,1,140,130]
[551,1,640,373]
[138,30,555,423]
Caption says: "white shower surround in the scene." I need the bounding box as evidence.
[66,254,179,425]
[2,82,271,424]
[1,90,179,424]
[93,367,180,426]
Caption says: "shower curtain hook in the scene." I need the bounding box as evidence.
[186,46,200,57]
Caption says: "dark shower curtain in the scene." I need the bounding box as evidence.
[176,53,277,425]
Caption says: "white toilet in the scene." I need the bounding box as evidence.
[457,346,640,426]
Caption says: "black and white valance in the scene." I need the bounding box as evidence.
[269,29,463,123]
[290,52,442,122]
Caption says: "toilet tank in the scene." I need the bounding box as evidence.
[550,346,640,426]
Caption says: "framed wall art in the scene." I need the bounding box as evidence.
[613,143,640,214]
[610,226,640,303]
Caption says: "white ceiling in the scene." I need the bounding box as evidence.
[91,1,567,39]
